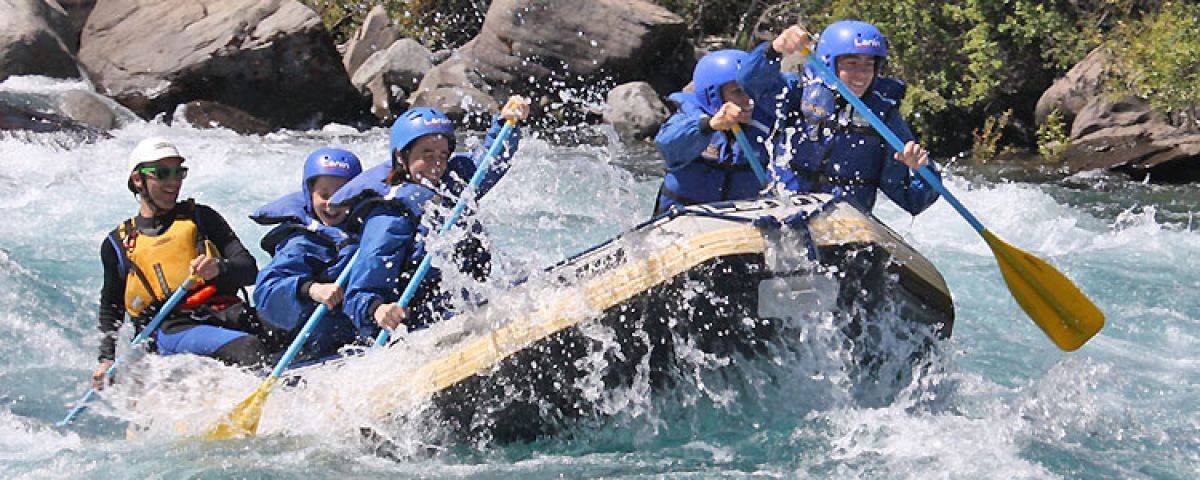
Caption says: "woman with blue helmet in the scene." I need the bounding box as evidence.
[653,48,773,215]
[738,20,941,216]
[330,96,530,339]
[250,148,364,360]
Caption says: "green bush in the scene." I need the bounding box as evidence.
[1037,109,1069,161]
[301,0,486,49]
[1107,1,1200,116]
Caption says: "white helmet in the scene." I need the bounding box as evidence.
[127,137,184,192]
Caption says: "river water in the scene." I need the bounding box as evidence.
[1,77,1197,479]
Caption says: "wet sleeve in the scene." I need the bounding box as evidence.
[654,110,712,172]
[737,42,802,124]
[468,115,523,197]
[194,205,258,291]
[341,205,418,338]
[878,110,941,215]
[97,236,125,362]
[252,234,318,333]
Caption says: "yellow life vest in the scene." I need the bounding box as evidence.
[116,206,204,317]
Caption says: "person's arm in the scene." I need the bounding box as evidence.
[193,205,258,290]
[878,110,941,215]
[96,237,125,362]
[654,107,715,172]
[738,42,803,122]
[454,96,529,198]
[252,234,322,333]
[460,114,523,198]
[341,204,418,338]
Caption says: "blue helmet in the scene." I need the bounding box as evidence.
[816,20,888,73]
[693,49,747,114]
[302,147,362,205]
[390,107,456,165]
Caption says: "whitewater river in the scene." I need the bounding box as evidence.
[1,78,1197,478]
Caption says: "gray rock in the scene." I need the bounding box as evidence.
[341,4,399,78]
[602,81,667,141]
[78,0,368,129]
[443,0,689,116]
[57,89,133,130]
[0,0,79,82]
[1035,47,1110,126]
[1060,96,1200,182]
[177,100,273,135]
[1070,96,1166,140]
[409,57,498,126]
[352,38,433,120]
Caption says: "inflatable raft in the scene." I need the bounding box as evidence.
[341,193,953,443]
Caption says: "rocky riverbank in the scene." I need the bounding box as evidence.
[2,0,1196,183]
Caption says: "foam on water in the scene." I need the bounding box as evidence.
[1,77,1197,478]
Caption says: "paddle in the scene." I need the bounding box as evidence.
[57,275,200,427]
[801,49,1104,350]
[730,125,769,186]
[372,118,519,348]
[205,248,363,439]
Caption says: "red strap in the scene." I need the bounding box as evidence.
[182,285,217,309]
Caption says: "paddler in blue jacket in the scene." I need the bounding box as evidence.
[250,148,363,360]
[653,49,773,215]
[330,97,530,340]
[738,20,940,215]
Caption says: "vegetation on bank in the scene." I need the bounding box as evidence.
[303,0,1191,157]
[1105,2,1200,121]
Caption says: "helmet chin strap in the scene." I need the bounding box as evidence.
[135,172,172,216]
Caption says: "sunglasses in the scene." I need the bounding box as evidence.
[138,165,189,181]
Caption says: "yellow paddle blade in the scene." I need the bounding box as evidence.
[204,376,277,440]
[981,230,1104,351]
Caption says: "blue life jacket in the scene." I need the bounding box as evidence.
[776,76,907,210]
[250,191,360,357]
[329,161,496,338]
[656,91,771,213]
[251,191,356,254]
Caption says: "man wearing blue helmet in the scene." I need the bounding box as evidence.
[738,21,941,216]
[653,49,773,215]
[330,96,530,339]
[250,148,364,360]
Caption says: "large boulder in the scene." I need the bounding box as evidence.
[409,56,499,126]
[1035,47,1110,126]
[78,0,368,130]
[0,0,79,82]
[57,89,135,130]
[341,4,399,78]
[1059,96,1200,182]
[1069,95,1165,140]
[177,100,273,135]
[352,38,433,121]
[416,0,689,125]
[602,81,667,141]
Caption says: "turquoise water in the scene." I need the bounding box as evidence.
[1,77,1197,478]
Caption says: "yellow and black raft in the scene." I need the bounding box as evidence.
[336,193,953,443]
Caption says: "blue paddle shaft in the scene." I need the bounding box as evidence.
[57,276,198,427]
[269,249,362,378]
[373,121,517,347]
[731,128,768,186]
[805,54,985,234]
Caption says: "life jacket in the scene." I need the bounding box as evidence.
[329,163,437,227]
[783,76,906,209]
[329,162,492,310]
[251,190,357,255]
[109,200,205,317]
[659,92,770,207]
